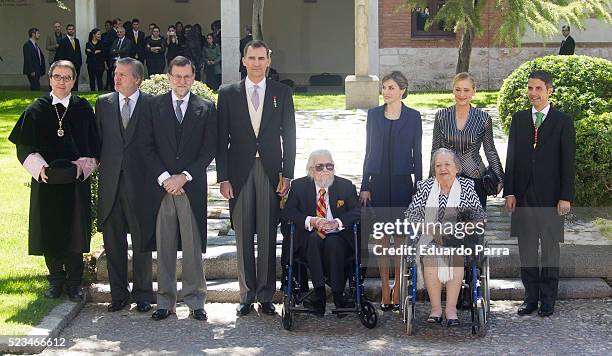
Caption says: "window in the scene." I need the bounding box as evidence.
[411,0,455,38]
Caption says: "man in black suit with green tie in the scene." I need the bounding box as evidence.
[504,70,576,317]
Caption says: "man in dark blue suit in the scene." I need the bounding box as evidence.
[504,70,575,317]
[23,28,45,90]
[54,24,82,91]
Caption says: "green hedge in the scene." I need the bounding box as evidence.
[574,113,612,206]
[498,55,612,133]
[497,55,612,207]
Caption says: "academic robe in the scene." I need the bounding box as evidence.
[8,94,99,256]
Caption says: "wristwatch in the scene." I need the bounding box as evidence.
[181,171,192,182]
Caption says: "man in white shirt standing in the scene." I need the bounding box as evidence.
[141,56,217,321]
[504,70,575,318]
[216,40,296,317]
[95,57,154,314]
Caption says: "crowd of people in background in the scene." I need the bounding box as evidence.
[23,18,257,92]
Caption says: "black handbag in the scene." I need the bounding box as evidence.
[45,159,78,184]
[482,166,500,196]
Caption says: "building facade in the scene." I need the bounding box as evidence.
[0,0,610,90]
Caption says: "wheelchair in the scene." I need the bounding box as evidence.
[399,231,490,336]
[281,221,378,330]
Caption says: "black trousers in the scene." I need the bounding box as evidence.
[304,231,351,293]
[105,59,114,90]
[517,183,561,304]
[102,177,153,303]
[26,74,41,91]
[44,252,83,288]
[87,64,104,91]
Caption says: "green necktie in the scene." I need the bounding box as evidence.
[535,112,544,129]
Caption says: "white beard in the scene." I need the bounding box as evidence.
[314,174,334,188]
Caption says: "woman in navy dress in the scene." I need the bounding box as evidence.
[360,71,423,311]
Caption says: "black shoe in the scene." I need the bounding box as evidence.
[191,308,208,321]
[236,303,253,316]
[259,302,276,315]
[152,309,174,321]
[136,301,152,313]
[44,285,63,299]
[447,319,460,327]
[108,298,130,312]
[538,303,555,317]
[426,315,443,324]
[333,292,354,319]
[380,304,393,312]
[517,302,539,316]
[66,286,84,302]
[392,304,401,312]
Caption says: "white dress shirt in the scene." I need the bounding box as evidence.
[157,91,193,186]
[118,90,140,118]
[245,76,266,102]
[304,185,344,233]
[51,92,71,108]
[531,104,550,125]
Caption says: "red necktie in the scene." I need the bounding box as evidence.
[316,189,327,237]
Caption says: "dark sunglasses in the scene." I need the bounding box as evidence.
[313,163,334,172]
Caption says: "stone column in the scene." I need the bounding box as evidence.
[345,0,379,109]
[75,0,96,91]
[221,0,241,86]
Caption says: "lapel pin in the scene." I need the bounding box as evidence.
[273,96,277,108]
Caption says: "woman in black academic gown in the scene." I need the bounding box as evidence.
[9,60,99,302]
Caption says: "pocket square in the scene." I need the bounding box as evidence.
[337,200,344,208]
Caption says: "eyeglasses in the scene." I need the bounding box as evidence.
[313,163,334,172]
[169,73,194,81]
[51,74,74,82]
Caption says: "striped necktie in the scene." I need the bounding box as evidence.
[316,188,327,238]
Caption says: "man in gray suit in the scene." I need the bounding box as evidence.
[95,57,154,313]
[142,56,217,321]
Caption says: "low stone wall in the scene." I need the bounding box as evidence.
[379,46,612,91]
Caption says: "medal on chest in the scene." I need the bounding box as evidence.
[53,104,68,137]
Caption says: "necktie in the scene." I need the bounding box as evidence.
[134,32,138,44]
[70,37,75,50]
[34,42,41,64]
[175,100,184,123]
[316,188,327,238]
[535,111,544,129]
[121,97,131,128]
[252,85,260,111]
[118,38,123,49]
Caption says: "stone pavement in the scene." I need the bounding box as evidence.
[42,299,612,355]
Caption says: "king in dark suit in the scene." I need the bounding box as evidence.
[216,40,296,316]
[54,24,82,90]
[282,150,360,316]
[504,70,576,317]
[142,56,217,321]
[95,58,154,314]
[22,28,46,91]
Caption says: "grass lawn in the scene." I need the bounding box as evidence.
[293,91,499,110]
[0,88,495,334]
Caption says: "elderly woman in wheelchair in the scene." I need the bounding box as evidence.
[405,148,486,328]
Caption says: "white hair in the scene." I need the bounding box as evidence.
[306,149,334,177]
[431,148,462,175]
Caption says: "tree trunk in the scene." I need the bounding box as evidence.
[252,0,265,41]
[456,26,474,73]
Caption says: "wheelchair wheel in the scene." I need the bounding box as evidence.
[359,301,378,329]
[403,296,415,335]
[282,295,294,331]
[482,255,491,316]
[474,298,487,337]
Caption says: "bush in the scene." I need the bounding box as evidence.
[140,74,217,102]
[574,113,612,206]
[497,55,612,133]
